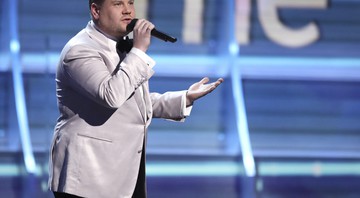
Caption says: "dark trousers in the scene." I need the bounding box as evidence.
[53,192,83,198]
[132,146,147,198]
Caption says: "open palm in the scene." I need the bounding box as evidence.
[186,77,224,106]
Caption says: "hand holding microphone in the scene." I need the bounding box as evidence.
[128,19,154,52]
[127,18,177,43]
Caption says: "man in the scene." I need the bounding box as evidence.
[48,0,223,197]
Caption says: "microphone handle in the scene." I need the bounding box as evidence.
[126,18,177,43]
[151,29,177,43]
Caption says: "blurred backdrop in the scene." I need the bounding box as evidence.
[1,0,360,197]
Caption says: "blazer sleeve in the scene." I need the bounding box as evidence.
[150,90,188,121]
[60,44,154,109]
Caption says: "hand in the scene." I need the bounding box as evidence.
[186,77,224,107]
[132,19,155,52]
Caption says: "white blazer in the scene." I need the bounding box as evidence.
[48,21,188,198]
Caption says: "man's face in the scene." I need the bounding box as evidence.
[93,0,135,38]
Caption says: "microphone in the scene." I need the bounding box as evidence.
[126,18,177,43]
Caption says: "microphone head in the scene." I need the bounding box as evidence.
[126,18,138,32]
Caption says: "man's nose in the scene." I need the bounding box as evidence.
[122,5,132,14]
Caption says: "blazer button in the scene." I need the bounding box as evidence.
[137,149,142,154]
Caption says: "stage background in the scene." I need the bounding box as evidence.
[1,0,360,197]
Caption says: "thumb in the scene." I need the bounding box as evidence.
[199,77,209,84]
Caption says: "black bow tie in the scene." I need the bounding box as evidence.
[116,37,133,62]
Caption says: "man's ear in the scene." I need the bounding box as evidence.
[90,3,100,20]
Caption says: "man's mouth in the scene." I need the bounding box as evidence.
[122,18,133,24]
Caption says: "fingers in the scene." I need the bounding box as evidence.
[210,78,223,86]
[200,77,223,85]
[203,77,223,87]
[206,78,224,92]
[213,78,224,87]
[186,77,224,104]
[135,19,155,34]
[217,78,224,83]
[132,19,155,52]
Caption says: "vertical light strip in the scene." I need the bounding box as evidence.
[235,0,251,45]
[182,0,203,43]
[9,0,37,174]
[231,65,256,177]
[134,0,149,20]
[228,0,256,177]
